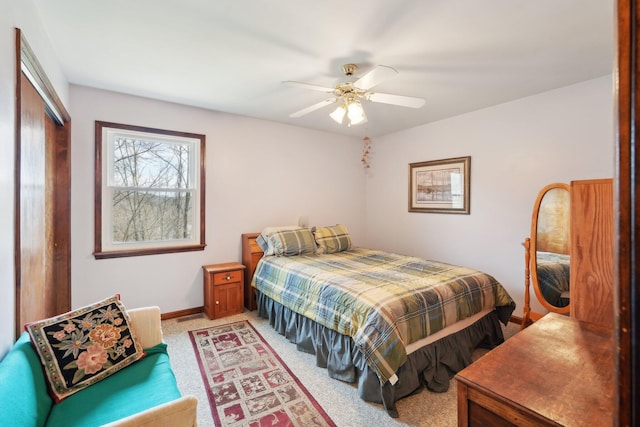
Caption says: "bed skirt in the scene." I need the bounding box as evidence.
[256,290,506,418]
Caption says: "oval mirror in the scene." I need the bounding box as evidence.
[530,183,571,314]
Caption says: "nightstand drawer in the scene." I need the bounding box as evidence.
[213,270,242,285]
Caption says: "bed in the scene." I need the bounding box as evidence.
[246,225,516,418]
[535,251,570,307]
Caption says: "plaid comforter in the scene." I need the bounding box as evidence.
[252,248,515,385]
[536,251,570,306]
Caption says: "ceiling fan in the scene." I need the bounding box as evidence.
[283,64,426,126]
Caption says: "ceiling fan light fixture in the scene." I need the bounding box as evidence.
[330,103,346,124]
[346,100,367,126]
[286,64,423,125]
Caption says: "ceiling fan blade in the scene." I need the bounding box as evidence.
[289,98,337,118]
[353,65,398,90]
[282,81,335,93]
[366,92,425,108]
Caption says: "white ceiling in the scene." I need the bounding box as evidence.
[32,0,614,138]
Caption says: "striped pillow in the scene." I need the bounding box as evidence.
[314,224,352,254]
[265,228,317,256]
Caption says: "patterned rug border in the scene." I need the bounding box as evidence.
[188,319,336,426]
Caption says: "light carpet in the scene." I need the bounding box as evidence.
[189,320,336,426]
[163,310,520,427]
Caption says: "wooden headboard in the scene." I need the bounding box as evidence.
[241,233,264,311]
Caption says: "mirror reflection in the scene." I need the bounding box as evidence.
[534,187,571,308]
[522,183,571,329]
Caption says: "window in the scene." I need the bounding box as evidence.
[94,121,205,258]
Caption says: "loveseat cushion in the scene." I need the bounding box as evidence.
[46,343,182,427]
[0,333,53,427]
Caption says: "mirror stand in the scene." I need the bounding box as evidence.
[521,183,571,330]
[521,237,545,329]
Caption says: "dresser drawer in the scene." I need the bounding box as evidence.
[213,270,242,285]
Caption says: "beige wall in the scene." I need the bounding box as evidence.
[69,85,366,312]
[69,77,613,317]
[0,0,69,354]
[365,75,614,314]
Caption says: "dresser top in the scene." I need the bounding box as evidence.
[456,313,614,426]
[202,262,246,273]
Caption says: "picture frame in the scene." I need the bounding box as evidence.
[408,156,470,214]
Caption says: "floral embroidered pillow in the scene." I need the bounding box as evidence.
[24,295,145,402]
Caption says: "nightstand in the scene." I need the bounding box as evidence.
[202,262,246,320]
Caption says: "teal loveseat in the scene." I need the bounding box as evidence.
[0,307,198,427]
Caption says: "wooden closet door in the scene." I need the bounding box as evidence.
[18,76,53,327]
[16,77,71,334]
[569,178,614,328]
[15,29,71,337]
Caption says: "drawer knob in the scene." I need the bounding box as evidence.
[216,301,219,305]
[225,274,231,280]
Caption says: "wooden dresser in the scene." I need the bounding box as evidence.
[456,313,614,426]
[202,262,245,319]
[241,233,264,311]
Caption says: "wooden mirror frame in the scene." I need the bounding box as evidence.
[530,182,571,314]
[522,183,571,329]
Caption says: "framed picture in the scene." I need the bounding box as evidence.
[408,156,470,214]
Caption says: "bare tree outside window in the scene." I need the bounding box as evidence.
[94,122,205,259]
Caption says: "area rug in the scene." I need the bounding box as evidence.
[189,320,336,426]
